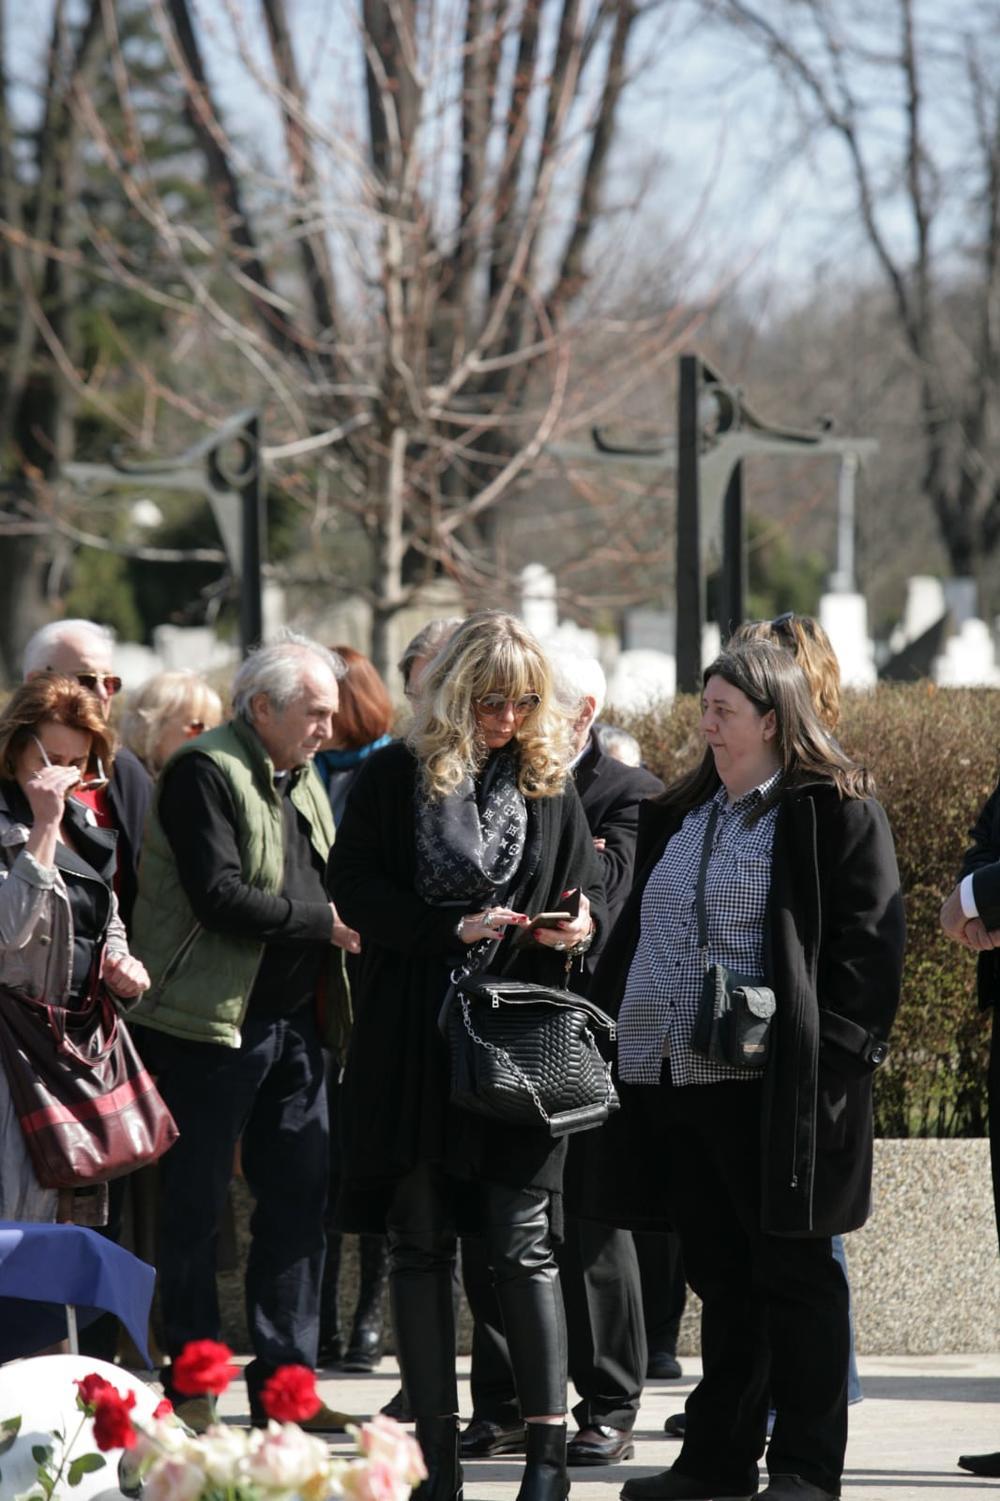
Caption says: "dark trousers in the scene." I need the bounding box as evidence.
[462,1217,646,1430]
[142,1008,329,1407]
[622,1078,849,1497]
[386,1164,567,1419]
[633,1228,686,1359]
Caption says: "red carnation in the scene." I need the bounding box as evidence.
[259,1365,321,1423]
[75,1373,116,1412]
[153,1398,174,1419]
[92,1389,137,1452]
[172,1339,238,1396]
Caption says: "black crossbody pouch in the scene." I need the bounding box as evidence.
[689,803,777,1072]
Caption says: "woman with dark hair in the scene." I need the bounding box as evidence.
[0,675,149,1226]
[315,646,395,827]
[315,647,395,1373]
[328,610,606,1501]
[595,640,904,1501]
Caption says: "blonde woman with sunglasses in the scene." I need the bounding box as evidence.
[0,674,149,1227]
[328,611,607,1501]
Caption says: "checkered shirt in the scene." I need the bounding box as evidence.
[617,773,780,1086]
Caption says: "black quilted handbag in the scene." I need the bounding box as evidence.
[439,973,620,1137]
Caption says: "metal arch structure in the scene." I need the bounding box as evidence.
[548,353,878,692]
[63,409,265,657]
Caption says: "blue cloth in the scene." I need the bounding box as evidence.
[0,1221,155,1365]
[314,736,392,792]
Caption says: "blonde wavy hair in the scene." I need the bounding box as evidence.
[119,670,224,774]
[731,614,841,732]
[408,611,571,801]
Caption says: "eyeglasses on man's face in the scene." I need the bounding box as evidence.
[49,669,123,697]
[474,693,541,719]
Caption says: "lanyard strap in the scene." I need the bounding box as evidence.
[695,801,721,960]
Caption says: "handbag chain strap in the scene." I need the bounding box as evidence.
[459,994,615,1126]
[695,801,721,971]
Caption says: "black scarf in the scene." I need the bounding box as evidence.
[414,747,528,905]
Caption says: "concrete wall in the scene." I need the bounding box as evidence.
[675,1139,1000,1356]
[219,1140,1000,1357]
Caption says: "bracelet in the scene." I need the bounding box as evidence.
[567,923,596,957]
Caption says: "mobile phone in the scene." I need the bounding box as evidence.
[526,910,572,931]
[527,888,581,930]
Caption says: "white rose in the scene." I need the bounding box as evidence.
[244,1422,334,1494]
[197,1422,253,1483]
[142,1456,207,1501]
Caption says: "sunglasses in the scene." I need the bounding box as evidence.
[31,734,108,792]
[770,612,795,630]
[186,720,206,735]
[49,669,123,697]
[475,693,541,718]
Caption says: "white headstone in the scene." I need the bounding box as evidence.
[818,592,877,688]
[624,609,675,654]
[605,649,675,711]
[933,617,1000,686]
[702,622,721,670]
[520,563,558,639]
[942,577,979,628]
[901,576,947,644]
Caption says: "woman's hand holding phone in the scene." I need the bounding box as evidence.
[530,888,593,951]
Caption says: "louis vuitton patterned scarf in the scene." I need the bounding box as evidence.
[414,747,527,905]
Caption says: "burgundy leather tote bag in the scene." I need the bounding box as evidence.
[0,980,178,1189]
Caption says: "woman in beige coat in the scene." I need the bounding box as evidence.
[0,674,148,1225]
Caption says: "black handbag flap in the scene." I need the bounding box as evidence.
[734,984,776,1019]
[460,974,617,1035]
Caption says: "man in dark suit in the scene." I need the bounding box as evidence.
[460,648,668,1467]
[941,782,1000,1479]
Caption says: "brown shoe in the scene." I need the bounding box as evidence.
[298,1400,364,1435]
[567,1425,635,1465]
[174,1396,217,1434]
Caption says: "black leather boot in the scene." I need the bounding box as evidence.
[344,1233,390,1370]
[515,1422,569,1501]
[414,1415,463,1501]
[317,1233,343,1367]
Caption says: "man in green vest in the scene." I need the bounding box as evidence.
[130,630,358,1432]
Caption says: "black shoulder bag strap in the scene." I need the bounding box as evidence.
[695,801,721,972]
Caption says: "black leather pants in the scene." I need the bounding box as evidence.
[387,1163,567,1419]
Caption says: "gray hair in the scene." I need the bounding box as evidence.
[398,617,464,688]
[547,647,607,719]
[23,619,115,678]
[594,723,642,768]
[232,630,346,721]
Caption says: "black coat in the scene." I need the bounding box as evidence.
[108,745,153,935]
[960,780,1000,1007]
[585,778,906,1237]
[957,780,1000,1248]
[573,734,664,937]
[326,741,607,1233]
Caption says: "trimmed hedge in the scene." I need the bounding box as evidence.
[615,684,1000,1138]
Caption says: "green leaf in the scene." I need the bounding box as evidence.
[0,1414,20,1454]
[68,1452,107,1484]
[31,1444,53,1465]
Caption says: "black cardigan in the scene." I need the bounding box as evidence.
[326,741,607,1233]
[581,778,906,1237]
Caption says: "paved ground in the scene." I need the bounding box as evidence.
[208,1353,1000,1500]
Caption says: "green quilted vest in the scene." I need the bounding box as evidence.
[130,716,349,1052]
